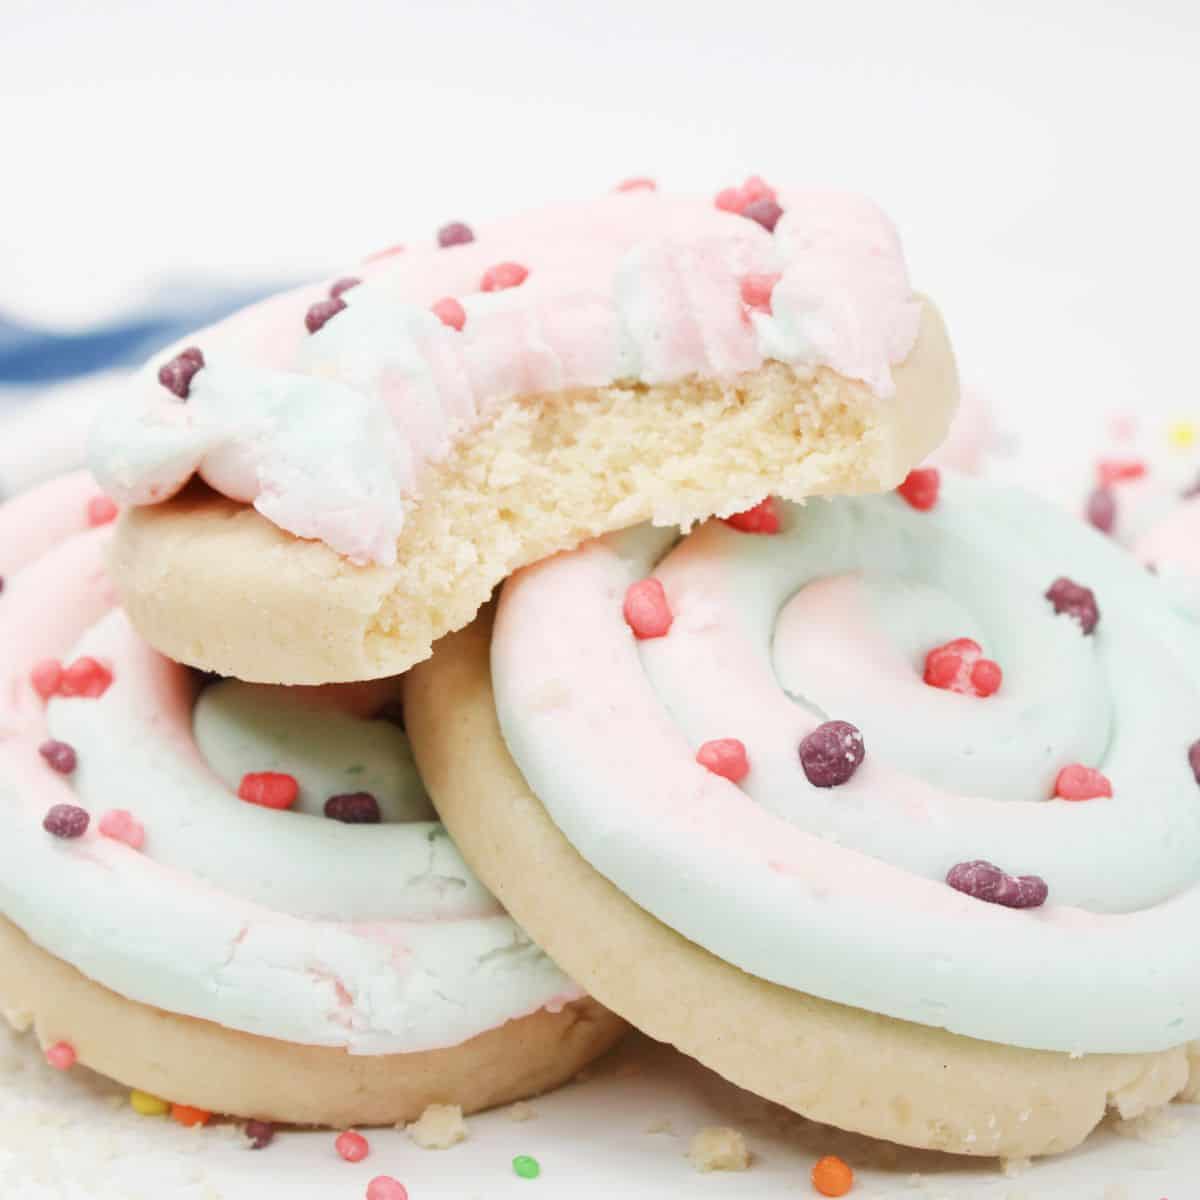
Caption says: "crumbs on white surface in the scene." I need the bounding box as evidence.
[688,1126,749,1172]
[405,1102,468,1149]
[507,1100,536,1123]
[1107,1104,1182,1144]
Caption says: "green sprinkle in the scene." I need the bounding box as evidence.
[512,1155,541,1180]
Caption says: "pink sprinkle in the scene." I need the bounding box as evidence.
[741,197,784,232]
[623,578,673,639]
[696,738,750,783]
[87,495,119,527]
[98,809,145,850]
[1096,457,1146,486]
[31,659,64,699]
[363,242,405,263]
[45,1041,76,1071]
[714,186,744,212]
[436,221,475,248]
[335,1130,370,1163]
[739,273,781,314]
[616,177,657,192]
[431,297,467,331]
[38,740,77,774]
[923,638,1002,698]
[329,276,363,300]
[723,497,780,534]
[238,772,299,811]
[305,296,347,334]
[480,262,529,292]
[367,1178,409,1200]
[59,657,113,699]
[1054,764,1112,801]
[897,467,940,511]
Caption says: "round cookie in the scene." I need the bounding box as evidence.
[94,183,958,684]
[406,473,1200,1158]
[0,475,623,1126]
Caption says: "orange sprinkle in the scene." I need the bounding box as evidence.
[171,1103,212,1128]
[812,1154,854,1197]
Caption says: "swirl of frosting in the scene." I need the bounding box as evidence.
[490,474,1200,1055]
[90,188,921,565]
[0,474,578,1052]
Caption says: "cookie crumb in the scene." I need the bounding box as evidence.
[688,1126,749,1172]
[507,1101,535,1123]
[1108,1104,1181,1143]
[405,1103,467,1149]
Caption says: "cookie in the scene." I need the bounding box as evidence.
[94,182,958,683]
[0,474,623,1126]
[406,472,1200,1157]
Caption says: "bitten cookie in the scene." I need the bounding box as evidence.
[94,181,958,684]
[0,475,623,1127]
[407,471,1200,1158]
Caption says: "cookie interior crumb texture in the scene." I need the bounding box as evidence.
[405,1102,468,1149]
[688,1126,750,1172]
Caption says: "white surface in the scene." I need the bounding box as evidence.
[2,0,1200,1195]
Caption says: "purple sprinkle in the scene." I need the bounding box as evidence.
[304,296,347,334]
[328,276,362,300]
[1189,740,1200,785]
[741,198,784,232]
[324,792,382,824]
[244,1119,275,1149]
[157,346,205,399]
[1085,486,1116,535]
[43,803,89,839]
[946,860,1048,909]
[437,221,475,248]
[38,740,77,775]
[799,720,865,788]
[1044,577,1100,635]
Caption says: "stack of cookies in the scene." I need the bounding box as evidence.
[4,179,1197,1171]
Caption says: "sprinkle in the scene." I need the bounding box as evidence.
[171,1104,212,1127]
[714,187,744,213]
[30,659,64,699]
[157,347,205,399]
[480,262,529,292]
[812,1154,855,1196]
[45,1041,76,1071]
[1045,577,1100,635]
[1096,458,1147,485]
[739,273,781,314]
[431,297,467,331]
[741,198,784,232]
[1189,740,1200,785]
[1054,765,1112,801]
[364,242,405,263]
[130,1089,170,1117]
[244,1119,276,1149]
[324,792,382,824]
[38,740,77,775]
[623,578,673,639]
[336,1130,370,1163]
[512,1155,541,1180]
[437,221,475,247]
[715,176,777,215]
[238,772,300,810]
[98,809,145,849]
[923,638,1002,698]
[329,276,362,300]
[59,657,113,699]
[723,497,780,534]
[367,1179,409,1200]
[1085,486,1116,534]
[87,495,119,527]
[1168,420,1196,450]
[43,804,89,839]
[946,860,1048,909]
[799,721,865,788]
[896,467,940,511]
[616,177,657,192]
[696,739,750,783]
[306,296,347,334]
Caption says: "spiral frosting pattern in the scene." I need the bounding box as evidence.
[491,474,1200,1054]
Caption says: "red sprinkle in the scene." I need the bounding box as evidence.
[31,659,64,699]
[157,347,205,399]
[244,1119,276,1149]
[87,495,119,527]
[305,296,347,334]
[616,177,657,192]
[739,273,781,314]
[723,497,781,534]
[623,578,673,639]
[436,221,475,247]
[38,740,77,775]
[43,803,89,839]
[98,809,145,849]
[335,1130,370,1163]
[431,297,467,331]
[329,276,362,300]
[1054,765,1112,801]
[696,738,750,782]
[59,657,113,699]
[480,262,529,292]
[896,467,940,511]
[367,1178,409,1200]
[171,1104,211,1127]
[741,197,784,232]
[45,1041,76,1070]
[923,638,1002,698]
[237,772,299,810]
[1096,457,1147,486]
[1085,486,1116,534]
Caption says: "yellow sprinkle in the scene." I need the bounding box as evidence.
[1168,420,1196,450]
[130,1089,170,1117]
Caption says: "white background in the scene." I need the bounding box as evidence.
[2,1,1200,1196]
